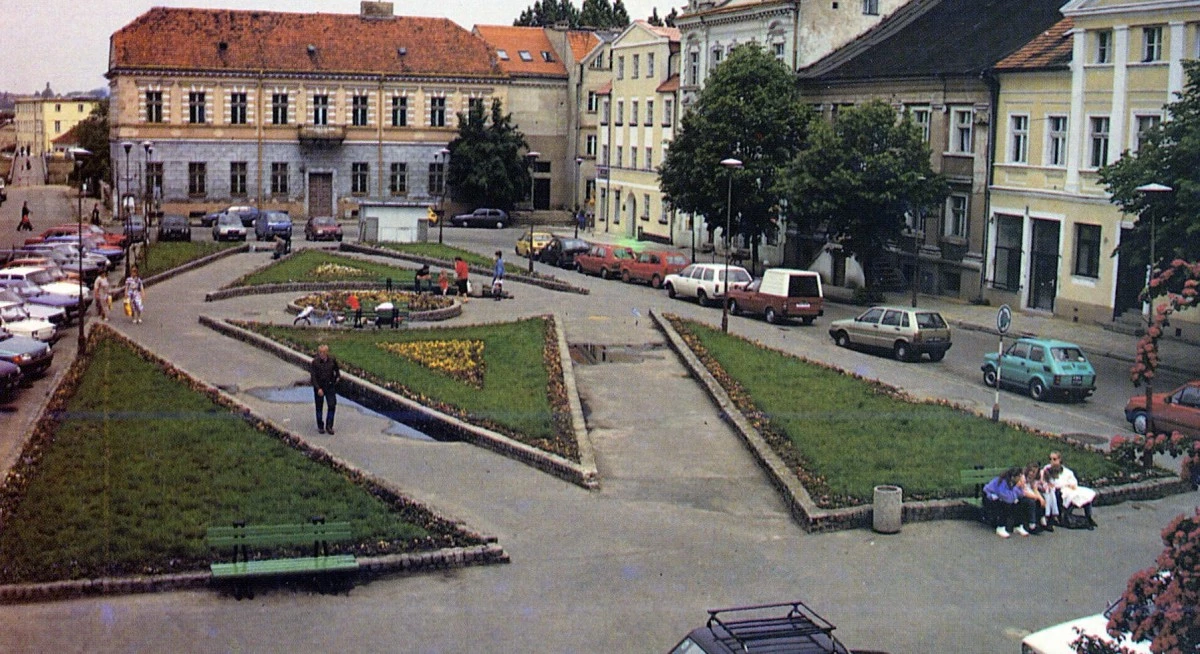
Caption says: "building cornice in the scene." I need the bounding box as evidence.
[106,67,509,86]
[677,4,796,32]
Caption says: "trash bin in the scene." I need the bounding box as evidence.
[873,485,902,534]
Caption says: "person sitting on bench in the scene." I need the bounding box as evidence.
[414,264,431,293]
[982,467,1036,538]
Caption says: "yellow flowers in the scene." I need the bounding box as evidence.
[311,263,373,278]
[378,340,486,388]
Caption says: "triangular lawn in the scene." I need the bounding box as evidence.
[0,330,482,584]
[242,316,576,460]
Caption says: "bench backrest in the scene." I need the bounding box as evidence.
[207,521,353,549]
[959,467,1009,495]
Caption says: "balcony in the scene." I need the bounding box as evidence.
[298,125,346,146]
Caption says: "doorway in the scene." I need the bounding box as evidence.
[1028,219,1060,311]
[308,172,333,217]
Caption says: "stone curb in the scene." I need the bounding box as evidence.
[112,243,249,302]
[339,242,590,295]
[203,282,462,322]
[198,315,600,489]
[649,309,1192,533]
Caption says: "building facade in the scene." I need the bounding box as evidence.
[14,96,100,156]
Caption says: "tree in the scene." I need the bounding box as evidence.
[647,7,662,26]
[664,8,678,27]
[579,0,631,29]
[778,100,946,290]
[514,0,581,27]
[659,45,814,270]
[445,99,531,211]
[1099,60,1200,269]
[71,101,111,198]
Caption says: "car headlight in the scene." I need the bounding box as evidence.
[16,353,32,363]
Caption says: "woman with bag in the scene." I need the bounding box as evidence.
[93,274,111,321]
[124,267,146,324]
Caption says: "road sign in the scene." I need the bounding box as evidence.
[996,304,1012,335]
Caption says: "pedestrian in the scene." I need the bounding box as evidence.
[491,250,505,300]
[1045,451,1097,529]
[93,274,111,321]
[437,270,450,296]
[91,203,101,226]
[454,256,470,300]
[982,467,1035,538]
[414,264,431,293]
[346,292,362,328]
[124,266,145,324]
[18,201,32,231]
[310,343,340,435]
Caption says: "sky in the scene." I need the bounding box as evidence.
[0,0,671,95]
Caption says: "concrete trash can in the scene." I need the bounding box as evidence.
[873,485,902,534]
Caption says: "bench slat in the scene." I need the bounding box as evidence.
[207,522,353,549]
[211,555,359,579]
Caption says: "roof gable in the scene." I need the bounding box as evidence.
[995,17,1073,71]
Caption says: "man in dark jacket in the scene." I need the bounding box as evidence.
[310,344,340,434]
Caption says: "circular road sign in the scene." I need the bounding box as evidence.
[996,304,1012,334]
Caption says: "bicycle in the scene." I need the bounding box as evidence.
[293,301,346,327]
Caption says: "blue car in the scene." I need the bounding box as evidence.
[0,279,82,321]
[0,330,54,379]
[0,359,21,401]
[982,337,1097,402]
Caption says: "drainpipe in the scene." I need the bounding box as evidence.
[979,68,1000,301]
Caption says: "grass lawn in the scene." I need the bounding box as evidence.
[379,241,536,276]
[672,318,1131,506]
[244,316,576,460]
[0,331,478,584]
[140,241,238,278]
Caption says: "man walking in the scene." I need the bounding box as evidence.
[18,201,32,231]
[310,344,341,435]
[454,256,470,300]
[491,250,505,300]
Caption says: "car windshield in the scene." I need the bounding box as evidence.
[613,249,633,259]
[0,290,23,304]
[720,269,751,283]
[29,271,56,285]
[218,214,240,226]
[915,312,947,329]
[562,239,588,249]
[1051,347,1087,362]
[313,217,337,226]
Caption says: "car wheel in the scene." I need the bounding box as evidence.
[929,350,946,362]
[893,341,911,362]
[575,262,584,274]
[495,221,505,229]
[650,274,662,289]
[621,270,631,283]
[983,366,998,388]
[834,331,851,348]
[665,283,676,299]
[600,268,610,280]
[1029,378,1048,401]
[697,290,709,307]
[800,316,815,326]
[1131,410,1149,435]
[728,299,740,316]
[336,235,343,242]
[764,307,778,324]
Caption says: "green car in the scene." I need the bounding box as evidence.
[981,337,1096,402]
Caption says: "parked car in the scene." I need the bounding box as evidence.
[212,213,247,241]
[304,216,343,241]
[41,234,123,265]
[0,301,56,342]
[663,263,752,307]
[1020,601,1151,654]
[537,236,590,268]
[0,266,93,305]
[670,601,852,654]
[0,359,20,402]
[202,205,261,227]
[981,337,1095,401]
[1124,379,1200,436]
[727,268,824,325]
[574,243,634,279]
[0,289,66,326]
[254,210,293,241]
[0,279,81,321]
[125,215,148,244]
[27,224,126,249]
[450,207,510,228]
[829,305,952,362]
[157,214,192,242]
[0,329,54,379]
[515,230,554,258]
[619,249,688,288]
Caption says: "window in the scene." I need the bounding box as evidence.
[863,0,879,15]
[430,97,446,127]
[1047,115,1068,166]
[1089,116,1110,168]
[645,147,652,170]
[53,120,61,133]
[188,162,207,196]
[587,91,599,113]
[586,134,598,156]
[391,96,407,127]
[647,53,655,77]
[632,54,640,79]
[518,50,533,62]
[952,108,973,154]
[945,194,968,238]
[389,163,407,195]
[145,91,163,123]
[1096,30,1112,64]
[616,146,623,168]
[646,100,654,125]
[642,193,650,220]
[631,148,638,170]
[188,91,206,124]
[312,94,329,125]
[659,198,669,224]
[616,100,624,125]
[773,42,785,60]
[351,94,369,126]
[631,101,638,126]
[1143,26,1163,62]
[602,99,610,125]
[229,92,247,125]
[55,103,61,112]
[468,97,485,115]
[710,47,723,69]
[230,162,247,196]
[1074,223,1101,278]
[993,214,1023,292]
[910,107,931,142]
[351,162,369,195]
[271,162,289,195]
[1135,114,1161,152]
[497,49,509,60]
[613,190,621,224]
[541,51,554,62]
[77,104,83,112]
[428,162,445,195]
[664,98,674,127]
[271,93,289,125]
[601,144,609,164]
[617,56,625,79]
[1010,115,1029,163]
[146,162,162,199]
[688,51,699,85]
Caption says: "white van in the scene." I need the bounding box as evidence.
[1021,611,1151,653]
[726,268,824,325]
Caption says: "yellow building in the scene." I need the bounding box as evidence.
[598,20,681,244]
[14,96,100,156]
[989,0,1200,339]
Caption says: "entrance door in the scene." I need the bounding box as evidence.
[1028,219,1060,311]
[308,173,334,217]
[1113,226,1143,319]
[534,178,551,210]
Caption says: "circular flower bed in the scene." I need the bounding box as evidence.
[293,289,455,313]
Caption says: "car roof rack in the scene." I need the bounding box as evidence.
[702,600,851,653]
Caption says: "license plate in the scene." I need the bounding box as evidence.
[1072,375,1083,385]
[794,303,811,309]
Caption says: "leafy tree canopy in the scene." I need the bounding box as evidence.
[659,45,813,265]
[72,101,110,197]
[777,100,946,288]
[514,0,632,29]
[1100,59,1200,269]
[446,99,531,211]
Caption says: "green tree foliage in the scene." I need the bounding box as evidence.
[778,100,946,289]
[1100,60,1200,269]
[515,0,581,27]
[71,101,110,197]
[647,7,662,26]
[664,8,678,27]
[659,45,813,268]
[579,0,631,29]
[446,99,531,211]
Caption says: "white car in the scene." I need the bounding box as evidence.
[0,289,66,326]
[1021,605,1151,653]
[212,212,247,241]
[0,266,92,303]
[0,302,57,342]
[663,263,752,307]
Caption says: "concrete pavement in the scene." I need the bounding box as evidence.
[0,201,1198,653]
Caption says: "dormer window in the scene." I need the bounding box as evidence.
[519,50,533,62]
[497,49,509,60]
[541,51,554,62]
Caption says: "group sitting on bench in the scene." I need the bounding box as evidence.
[982,452,1096,539]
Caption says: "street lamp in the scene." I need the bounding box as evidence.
[719,157,743,333]
[72,148,91,353]
[122,141,133,278]
[1134,181,1173,439]
[526,151,541,274]
[436,147,450,245]
[574,156,583,238]
[142,141,153,270]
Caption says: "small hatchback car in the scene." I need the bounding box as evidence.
[828,305,951,362]
[982,337,1096,402]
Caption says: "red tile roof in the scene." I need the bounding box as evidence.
[108,7,501,79]
[568,30,602,63]
[595,80,612,96]
[995,17,1073,71]
[638,20,681,42]
[473,25,568,78]
[52,124,83,145]
[656,73,680,93]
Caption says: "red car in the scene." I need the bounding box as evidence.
[25,224,128,249]
[304,216,343,241]
[619,250,688,288]
[1125,380,1200,437]
[575,243,634,279]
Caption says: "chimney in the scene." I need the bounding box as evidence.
[361,2,394,18]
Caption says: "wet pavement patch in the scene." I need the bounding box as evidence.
[247,385,437,441]
[569,342,667,365]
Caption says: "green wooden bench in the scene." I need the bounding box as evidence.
[959,467,1010,519]
[207,519,358,599]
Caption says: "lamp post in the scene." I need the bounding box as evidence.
[142,141,153,270]
[526,151,541,274]
[574,156,583,238]
[719,157,743,333]
[1134,182,1173,439]
[72,148,91,352]
[122,141,133,277]
[436,147,450,244]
